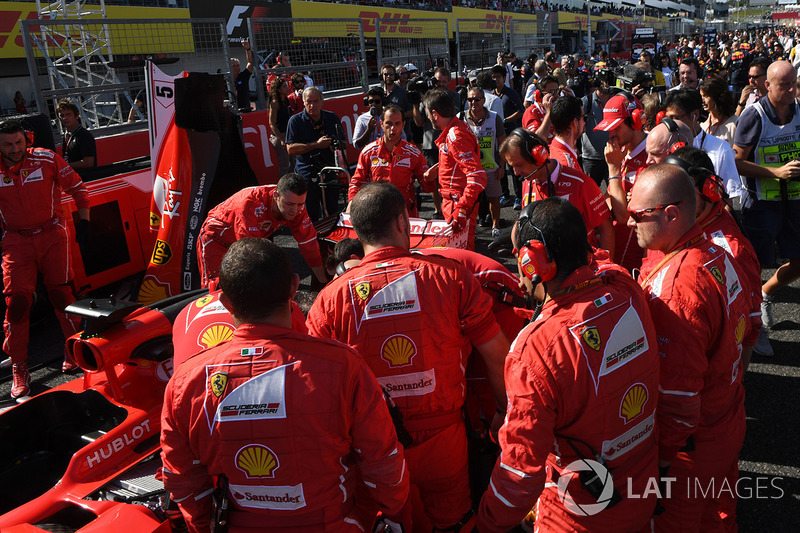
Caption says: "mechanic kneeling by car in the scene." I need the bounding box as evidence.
[161,238,410,532]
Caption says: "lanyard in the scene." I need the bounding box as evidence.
[546,276,603,302]
[639,234,705,289]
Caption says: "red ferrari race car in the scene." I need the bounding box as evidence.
[0,290,207,533]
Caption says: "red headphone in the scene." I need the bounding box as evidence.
[510,128,549,166]
[659,116,687,154]
[614,90,646,131]
[517,202,557,283]
[663,155,723,203]
[694,168,724,203]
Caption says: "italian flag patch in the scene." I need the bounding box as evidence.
[240,347,263,356]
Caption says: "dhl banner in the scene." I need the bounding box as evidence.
[290,1,450,38]
[289,1,543,37]
[0,2,190,59]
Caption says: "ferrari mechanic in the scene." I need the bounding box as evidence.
[307,182,509,531]
[0,120,90,398]
[196,173,326,288]
[476,197,660,533]
[423,88,488,250]
[628,164,750,532]
[348,104,433,217]
[161,238,410,532]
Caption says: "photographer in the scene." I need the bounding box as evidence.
[286,87,346,221]
[352,87,406,150]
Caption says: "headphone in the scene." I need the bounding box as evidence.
[517,201,557,284]
[614,90,646,131]
[663,155,724,203]
[658,116,687,153]
[509,128,549,166]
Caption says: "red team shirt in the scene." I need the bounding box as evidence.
[614,138,649,271]
[549,137,581,172]
[521,162,611,246]
[522,102,555,143]
[349,138,431,216]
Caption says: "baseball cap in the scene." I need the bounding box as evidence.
[594,94,634,132]
[404,63,418,72]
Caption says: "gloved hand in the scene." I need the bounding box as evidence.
[449,207,468,233]
[373,517,404,533]
[75,219,91,251]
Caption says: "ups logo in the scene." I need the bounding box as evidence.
[151,239,172,265]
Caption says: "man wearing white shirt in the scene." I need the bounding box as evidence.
[471,71,505,120]
[664,89,740,198]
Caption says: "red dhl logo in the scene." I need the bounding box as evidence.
[348,12,424,35]
[478,15,513,31]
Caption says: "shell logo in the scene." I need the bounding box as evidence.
[199,324,234,350]
[195,295,214,308]
[381,334,417,368]
[137,278,170,305]
[735,315,746,345]
[236,444,280,478]
[619,383,648,424]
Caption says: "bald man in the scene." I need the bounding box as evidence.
[645,118,694,165]
[628,164,750,532]
[734,59,800,357]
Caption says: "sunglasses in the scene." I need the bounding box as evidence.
[628,201,682,223]
[466,97,483,102]
[367,99,383,104]
[748,73,766,80]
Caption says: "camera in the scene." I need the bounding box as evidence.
[407,71,436,105]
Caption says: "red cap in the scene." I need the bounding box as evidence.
[594,95,635,132]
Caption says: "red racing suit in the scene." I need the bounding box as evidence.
[614,139,649,271]
[638,226,750,532]
[549,137,581,172]
[522,102,555,143]
[349,138,431,217]
[477,265,660,533]
[415,247,527,431]
[197,186,322,286]
[435,117,488,250]
[161,324,410,533]
[521,161,610,248]
[0,146,89,364]
[306,246,501,528]
[172,290,308,370]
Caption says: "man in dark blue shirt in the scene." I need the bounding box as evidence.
[286,87,345,221]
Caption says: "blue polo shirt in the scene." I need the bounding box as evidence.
[286,109,343,180]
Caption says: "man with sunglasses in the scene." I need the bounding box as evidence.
[476,197,659,533]
[380,63,412,127]
[734,60,800,357]
[736,57,771,116]
[522,75,559,143]
[465,87,506,237]
[663,147,762,372]
[627,163,750,533]
[352,87,406,150]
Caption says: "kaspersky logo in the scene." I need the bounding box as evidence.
[236,444,280,479]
